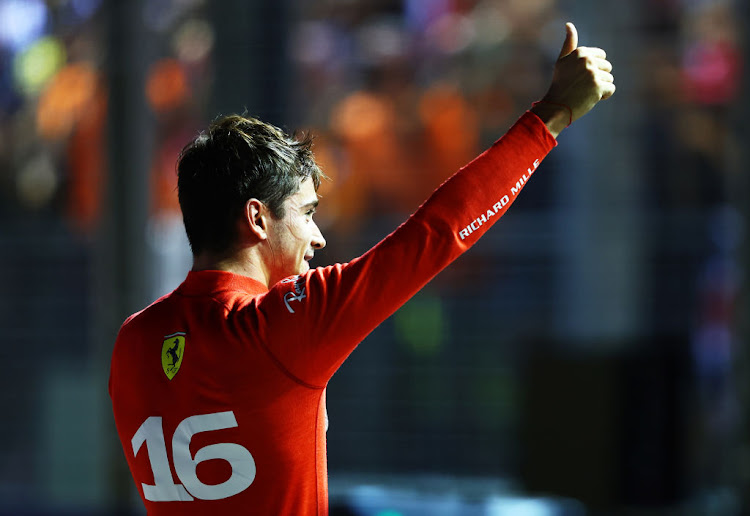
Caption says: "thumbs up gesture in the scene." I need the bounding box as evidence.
[531,23,615,137]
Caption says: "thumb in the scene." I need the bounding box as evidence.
[558,22,578,58]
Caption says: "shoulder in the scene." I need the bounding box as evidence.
[117,290,176,339]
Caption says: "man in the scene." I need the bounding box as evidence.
[110,22,614,515]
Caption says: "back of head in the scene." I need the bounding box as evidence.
[177,115,324,257]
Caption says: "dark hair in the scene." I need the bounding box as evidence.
[177,115,325,256]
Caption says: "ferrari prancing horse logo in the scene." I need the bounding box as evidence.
[162,332,186,380]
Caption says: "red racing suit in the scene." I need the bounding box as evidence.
[109,111,557,515]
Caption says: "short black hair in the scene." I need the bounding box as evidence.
[177,115,325,256]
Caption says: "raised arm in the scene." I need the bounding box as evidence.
[257,22,616,387]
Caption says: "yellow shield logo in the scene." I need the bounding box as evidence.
[161,332,186,380]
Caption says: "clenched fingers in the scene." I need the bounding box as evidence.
[563,47,613,77]
[594,57,612,73]
[597,70,614,83]
[574,46,607,60]
[601,81,616,100]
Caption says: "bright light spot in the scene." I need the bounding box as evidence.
[145,58,189,112]
[172,18,214,63]
[0,0,48,51]
[487,497,559,516]
[36,62,98,139]
[12,36,66,95]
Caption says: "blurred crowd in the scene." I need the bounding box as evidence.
[289,0,568,234]
[0,0,742,238]
[0,0,213,235]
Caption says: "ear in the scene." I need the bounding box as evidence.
[244,198,268,241]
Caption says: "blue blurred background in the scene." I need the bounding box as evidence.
[0,0,747,514]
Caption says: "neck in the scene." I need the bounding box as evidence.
[192,247,270,287]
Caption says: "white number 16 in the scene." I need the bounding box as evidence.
[131,411,256,501]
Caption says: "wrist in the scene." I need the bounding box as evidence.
[530,100,572,139]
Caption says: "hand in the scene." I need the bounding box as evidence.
[532,22,615,137]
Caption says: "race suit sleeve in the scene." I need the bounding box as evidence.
[251,111,557,388]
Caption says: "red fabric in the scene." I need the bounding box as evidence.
[109,111,556,515]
